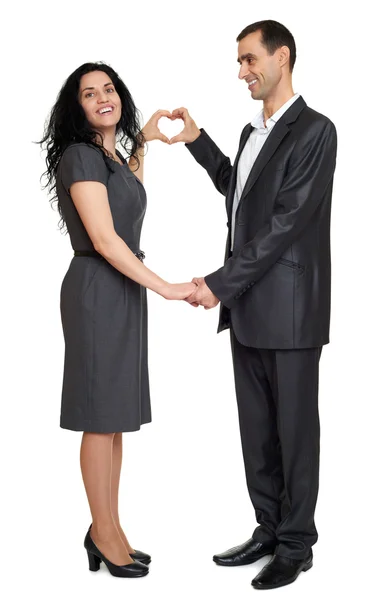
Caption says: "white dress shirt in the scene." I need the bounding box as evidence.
[231,93,300,249]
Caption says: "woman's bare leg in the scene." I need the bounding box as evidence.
[111,433,135,553]
[80,432,133,565]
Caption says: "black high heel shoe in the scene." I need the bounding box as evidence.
[87,523,151,565]
[129,549,151,565]
[84,529,149,578]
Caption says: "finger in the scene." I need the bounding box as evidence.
[157,133,170,144]
[153,109,172,119]
[186,289,200,303]
[169,133,185,145]
[146,110,167,125]
[148,111,172,129]
[154,111,172,124]
[186,293,198,303]
[171,107,188,119]
[184,298,199,307]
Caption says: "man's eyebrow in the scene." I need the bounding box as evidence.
[81,82,114,93]
[237,53,257,64]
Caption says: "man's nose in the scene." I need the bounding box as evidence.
[238,64,249,80]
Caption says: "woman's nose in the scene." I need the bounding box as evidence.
[98,90,109,102]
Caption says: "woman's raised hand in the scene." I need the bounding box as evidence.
[142,109,172,144]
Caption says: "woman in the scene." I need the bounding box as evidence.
[40,61,196,578]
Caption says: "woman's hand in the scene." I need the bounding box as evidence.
[142,109,172,144]
[160,282,198,301]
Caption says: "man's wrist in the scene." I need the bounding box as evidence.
[186,128,202,145]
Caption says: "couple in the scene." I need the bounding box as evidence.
[40,19,337,591]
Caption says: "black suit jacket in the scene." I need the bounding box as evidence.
[186,96,337,349]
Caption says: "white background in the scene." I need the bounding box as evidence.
[1,0,365,598]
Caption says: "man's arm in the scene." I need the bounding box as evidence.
[204,120,338,309]
[185,129,233,196]
[170,107,233,197]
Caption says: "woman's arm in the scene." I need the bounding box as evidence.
[69,180,195,300]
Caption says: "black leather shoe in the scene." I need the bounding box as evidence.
[87,524,151,565]
[213,538,276,566]
[251,551,313,589]
[84,529,149,577]
[129,549,151,565]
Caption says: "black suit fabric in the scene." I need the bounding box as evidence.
[231,330,322,559]
[186,97,337,349]
[186,96,337,558]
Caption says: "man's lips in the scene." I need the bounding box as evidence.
[247,79,258,89]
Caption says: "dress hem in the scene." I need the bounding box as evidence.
[59,419,152,433]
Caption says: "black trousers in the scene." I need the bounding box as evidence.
[230,329,322,560]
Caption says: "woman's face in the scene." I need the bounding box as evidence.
[79,70,122,132]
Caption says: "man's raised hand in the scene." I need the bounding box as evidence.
[169,107,201,145]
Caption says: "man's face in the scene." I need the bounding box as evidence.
[237,30,283,100]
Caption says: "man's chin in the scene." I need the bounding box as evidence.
[251,90,262,100]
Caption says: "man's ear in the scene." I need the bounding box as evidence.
[278,45,290,69]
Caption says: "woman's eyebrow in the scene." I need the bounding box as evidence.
[81,82,114,93]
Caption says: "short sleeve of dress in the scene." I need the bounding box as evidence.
[60,143,109,194]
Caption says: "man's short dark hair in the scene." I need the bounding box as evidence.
[237,20,296,72]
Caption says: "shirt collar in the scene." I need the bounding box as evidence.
[251,93,300,131]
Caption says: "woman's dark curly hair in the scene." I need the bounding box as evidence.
[38,62,144,232]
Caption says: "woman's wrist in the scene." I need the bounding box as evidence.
[140,129,149,144]
[154,281,170,298]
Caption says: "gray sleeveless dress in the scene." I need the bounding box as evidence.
[56,143,151,432]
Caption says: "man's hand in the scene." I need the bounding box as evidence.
[169,107,201,145]
[186,277,220,310]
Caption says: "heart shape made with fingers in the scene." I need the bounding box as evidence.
[157,115,185,141]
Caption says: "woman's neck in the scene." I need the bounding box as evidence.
[94,128,117,156]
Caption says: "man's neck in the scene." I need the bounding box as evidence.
[262,86,295,123]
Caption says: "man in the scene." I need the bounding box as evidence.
[170,20,337,590]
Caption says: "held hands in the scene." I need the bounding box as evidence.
[160,282,197,301]
[159,279,219,309]
[142,108,201,145]
[186,278,220,310]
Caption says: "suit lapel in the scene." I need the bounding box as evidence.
[224,96,307,258]
[241,96,307,200]
[240,120,290,199]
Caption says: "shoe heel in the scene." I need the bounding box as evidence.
[302,559,313,572]
[87,551,101,572]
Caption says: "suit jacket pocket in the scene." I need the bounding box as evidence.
[276,257,305,273]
